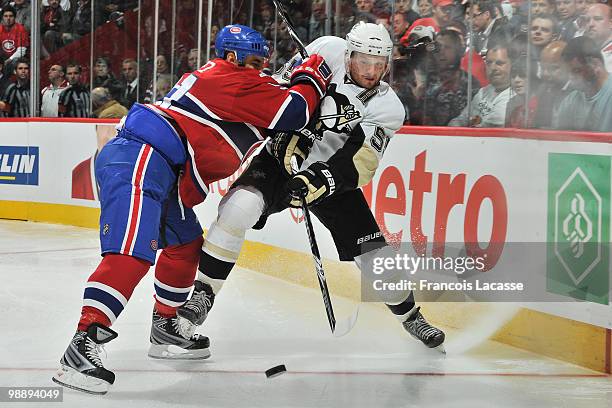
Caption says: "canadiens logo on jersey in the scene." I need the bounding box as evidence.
[2,39,15,53]
[315,85,362,134]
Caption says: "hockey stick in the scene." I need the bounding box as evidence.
[290,156,359,337]
[272,0,308,59]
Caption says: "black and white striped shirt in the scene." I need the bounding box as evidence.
[2,81,30,117]
[58,84,90,117]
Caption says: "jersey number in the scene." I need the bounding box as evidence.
[370,127,390,153]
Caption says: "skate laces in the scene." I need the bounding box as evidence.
[184,288,212,317]
[408,313,440,340]
[84,337,107,367]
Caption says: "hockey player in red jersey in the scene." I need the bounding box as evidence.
[52,24,332,395]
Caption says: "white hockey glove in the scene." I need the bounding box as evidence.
[285,162,336,208]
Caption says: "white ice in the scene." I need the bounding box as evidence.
[0,220,611,408]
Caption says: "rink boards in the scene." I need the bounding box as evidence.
[0,119,611,372]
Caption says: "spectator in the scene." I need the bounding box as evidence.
[555,0,579,41]
[307,0,326,42]
[41,0,65,54]
[413,29,482,125]
[62,0,92,45]
[91,86,127,118]
[418,0,433,18]
[446,20,490,86]
[175,48,202,78]
[395,0,420,26]
[400,0,453,46]
[58,63,90,117]
[507,0,529,37]
[449,43,512,127]
[530,14,560,75]
[0,6,29,73]
[533,40,571,128]
[92,56,122,101]
[468,0,512,56]
[40,64,67,117]
[0,58,29,117]
[505,56,537,127]
[584,3,612,73]
[119,58,140,109]
[154,74,173,101]
[392,11,412,44]
[554,36,612,131]
[41,0,70,12]
[11,0,30,32]
[143,55,175,103]
[0,56,10,99]
[531,0,556,16]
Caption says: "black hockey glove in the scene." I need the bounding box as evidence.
[270,131,314,176]
[290,54,332,98]
[285,162,336,208]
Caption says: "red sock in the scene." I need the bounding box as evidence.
[154,236,203,318]
[78,253,151,331]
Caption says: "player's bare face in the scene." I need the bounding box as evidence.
[349,52,387,89]
[243,55,266,71]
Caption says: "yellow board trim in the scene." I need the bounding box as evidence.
[0,200,100,228]
[2,200,609,372]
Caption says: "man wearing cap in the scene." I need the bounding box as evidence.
[400,0,454,46]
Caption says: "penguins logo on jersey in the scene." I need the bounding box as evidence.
[315,85,362,134]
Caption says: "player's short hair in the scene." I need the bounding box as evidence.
[15,57,29,67]
[2,5,16,17]
[66,63,82,73]
[95,56,111,68]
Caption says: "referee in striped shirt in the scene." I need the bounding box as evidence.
[0,57,29,117]
[58,63,91,118]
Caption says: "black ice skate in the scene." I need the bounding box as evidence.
[148,310,211,360]
[176,280,215,337]
[177,280,215,325]
[403,307,446,352]
[52,323,118,395]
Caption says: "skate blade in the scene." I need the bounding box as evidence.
[52,366,110,395]
[332,305,360,338]
[432,343,446,354]
[148,344,211,360]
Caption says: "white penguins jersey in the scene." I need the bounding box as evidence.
[273,36,405,194]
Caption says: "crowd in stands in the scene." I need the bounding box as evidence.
[0,0,609,131]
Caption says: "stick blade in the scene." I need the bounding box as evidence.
[332,305,360,338]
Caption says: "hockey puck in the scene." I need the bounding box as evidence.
[265,364,287,378]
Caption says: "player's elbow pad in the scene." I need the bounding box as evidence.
[269,91,311,131]
[353,145,380,188]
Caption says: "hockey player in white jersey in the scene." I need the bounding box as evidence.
[178,22,445,349]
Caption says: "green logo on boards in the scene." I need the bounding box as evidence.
[547,153,610,304]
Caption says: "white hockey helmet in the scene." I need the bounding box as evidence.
[345,21,393,77]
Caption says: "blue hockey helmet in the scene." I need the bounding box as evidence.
[215,24,270,64]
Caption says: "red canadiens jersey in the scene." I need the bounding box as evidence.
[152,58,321,208]
[0,23,29,59]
